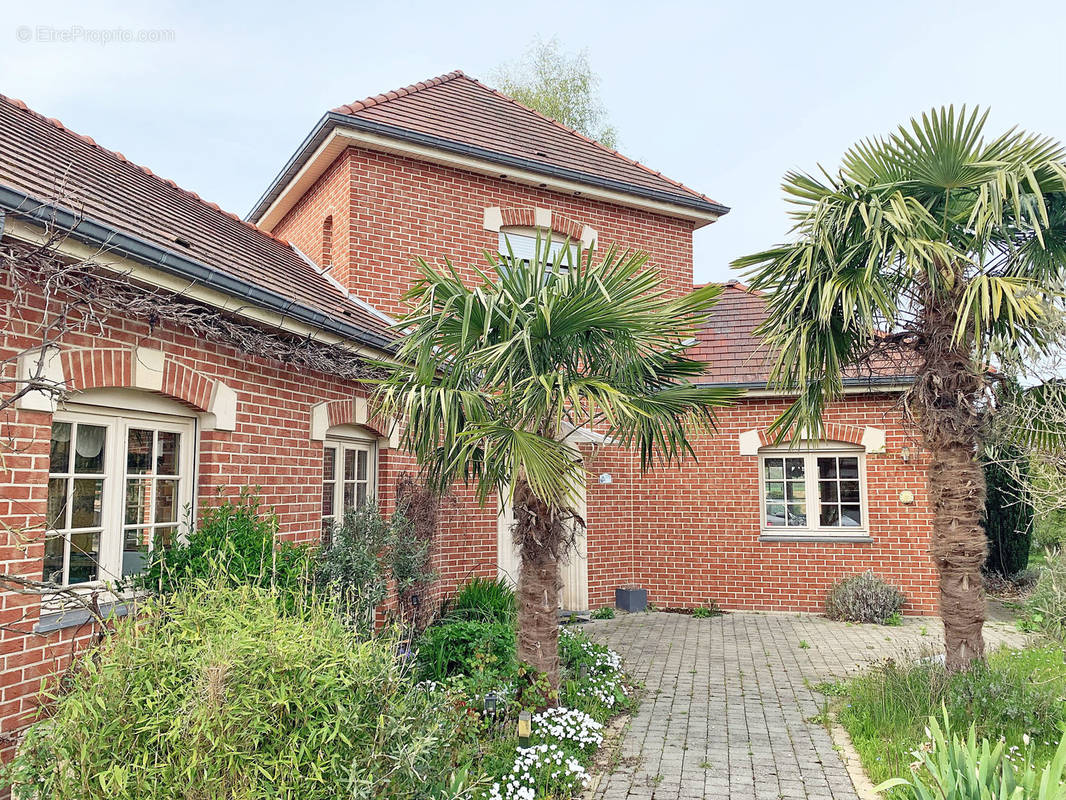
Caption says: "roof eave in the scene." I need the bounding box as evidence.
[247,113,729,229]
[696,377,914,394]
[0,185,397,355]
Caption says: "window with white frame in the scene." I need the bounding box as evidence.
[498,229,579,275]
[321,436,377,537]
[45,407,195,587]
[759,443,866,533]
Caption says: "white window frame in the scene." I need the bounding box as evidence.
[321,432,378,534]
[498,229,579,275]
[758,442,868,536]
[46,404,197,594]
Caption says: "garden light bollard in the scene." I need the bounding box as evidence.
[518,710,532,748]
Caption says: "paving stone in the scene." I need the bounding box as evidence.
[586,611,1027,799]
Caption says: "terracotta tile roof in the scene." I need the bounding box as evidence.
[330,70,726,214]
[693,282,913,387]
[0,94,395,349]
[692,282,775,385]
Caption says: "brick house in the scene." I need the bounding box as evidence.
[0,71,935,752]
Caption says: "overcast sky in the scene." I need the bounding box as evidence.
[3,0,1065,283]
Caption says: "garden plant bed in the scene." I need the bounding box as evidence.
[819,643,1066,796]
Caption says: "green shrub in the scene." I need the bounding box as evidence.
[445,577,517,624]
[591,606,615,620]
[826,570,905,624]
[1,583,475,800]
[417,619,517,684]
[876,711,1066,800]
[1027,549,1066,637]
[135,489,314,598]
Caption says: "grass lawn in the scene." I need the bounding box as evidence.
[821,643,1066,792]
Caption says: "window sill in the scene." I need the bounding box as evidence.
[759,532,873,544]
[35,600,134,634]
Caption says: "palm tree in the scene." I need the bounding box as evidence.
[734,107,1066,670]
[375,243,739,688]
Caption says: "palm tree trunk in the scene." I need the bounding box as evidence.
[512,479,562,691]
[927,444,987,670]
[915,287,988,671]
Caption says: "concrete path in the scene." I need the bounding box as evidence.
[586,611,1028,800]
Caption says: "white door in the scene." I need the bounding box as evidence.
[497,481,588,612]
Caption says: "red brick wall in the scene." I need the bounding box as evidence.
[585,394,937,615]
[272,146,696,317]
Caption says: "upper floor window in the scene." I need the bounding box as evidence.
[759,443,866,534]
[45,406,195,587]
[499,229,578,276]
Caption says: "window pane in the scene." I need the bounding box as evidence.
[785,458,805,479]
[344,449,356,481]
[840,481,861,503]
[153,526,177,549]
[839,457,859,479]
[786,504,806,526]
[786,482,805,501]
[155,480,179,523]
[68,531,101,583]
[126,479,152,525]
[47,477,68,528]
[50,422,71,472]
[156,432,180,475]
[818,481,838,503]
[766,503,786,526]
[127,429,153,474]
[817,457,837,479]
[74,424,106,473]
[819,505,840,526]
[42,534,65,583]
[343,482,355,510]
[765,481,785,501]
[122,528,149,577]
[71,479,103,528]
[357,483,367,507]
[357,449,368,482]
[764,458,783,480]
[841,505,862,526]
[323,447,336,481]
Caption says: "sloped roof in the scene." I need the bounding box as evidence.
[693,282,913,387]
[692,282,775,385]
[332,71,725,212]
[248,71,728,226]
[0,94,395,351]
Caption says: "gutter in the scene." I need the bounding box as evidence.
[247,113,731,224]
[696,377,913,391]
[0,186,397,354]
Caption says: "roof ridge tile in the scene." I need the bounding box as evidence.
[0,93,294,248]
[331,69,466,115]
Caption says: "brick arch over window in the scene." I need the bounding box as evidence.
[310,397,399,448]
[483,206,597,248]
[737,423,886,455]
[30,346,237,430]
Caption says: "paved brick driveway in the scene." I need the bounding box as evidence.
[585,611,1028,800]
